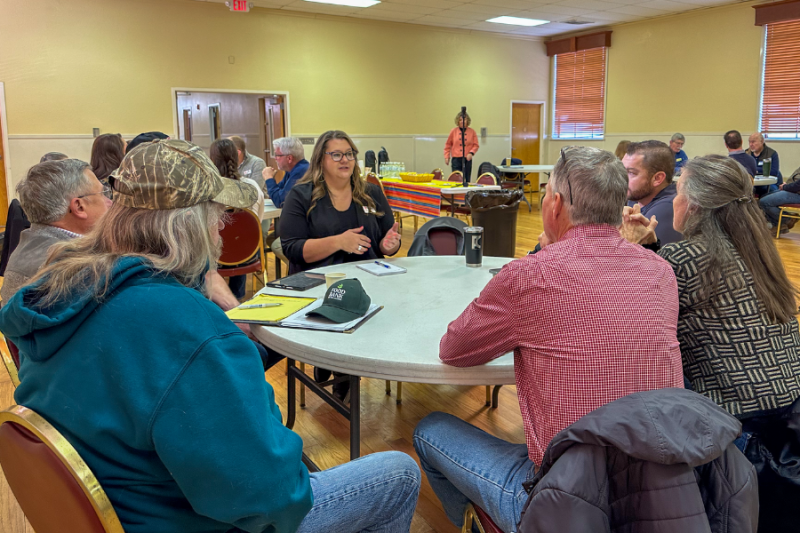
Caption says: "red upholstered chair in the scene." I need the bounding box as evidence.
[462,503,503,533]
[0,405,125,533]
[428,228,459,255]
[1,334,19,388]
[431,168,443,181]
[443,171,467,218]
[476,173,497,186]
[218,208,267,293]
[776,204,800,238]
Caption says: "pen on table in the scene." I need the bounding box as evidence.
[374,260,391,269]
[237,303,283,310]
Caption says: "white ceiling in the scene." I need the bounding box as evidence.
[194,0,747,37]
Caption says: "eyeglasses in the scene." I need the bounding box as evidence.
[274,153,290,159]
[77,184,112,200]
[558,148,573,206]
[325,151,357,162]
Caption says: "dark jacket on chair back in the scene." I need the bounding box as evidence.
[518,388,758,533]
[407,217,467,257]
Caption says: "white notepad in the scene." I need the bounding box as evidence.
[357,261,407,276]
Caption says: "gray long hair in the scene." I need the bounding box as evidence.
[551,146,628,226]
[18,159,94,224]
[29,201,225,307]
[680,155,797,322]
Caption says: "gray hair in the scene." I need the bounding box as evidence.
[551,146,627,227]
[39,152,69,163]
[17,159,94,224]
[680,154,797,322]
[272,137,305,160]
[31,201,225,308]
[671,133,685,142]
[751,132,765,142]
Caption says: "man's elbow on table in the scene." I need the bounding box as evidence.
[439,332,491,367]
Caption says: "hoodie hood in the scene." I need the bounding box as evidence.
[0,256,172,363]
[535,388,741,481]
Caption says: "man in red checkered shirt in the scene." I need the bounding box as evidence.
[413,146,684,533]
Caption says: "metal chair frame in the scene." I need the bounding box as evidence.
[218,208,267,292]
[776,204,800,238]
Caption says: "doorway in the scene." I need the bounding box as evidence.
[182,109,193,142]
[208,104,221,142]
[259,96,286,168]
[511,102,542,165]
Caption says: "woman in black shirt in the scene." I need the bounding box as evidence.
[281,130,400,274]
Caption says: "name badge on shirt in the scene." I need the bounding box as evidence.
[676,158,683,162]
[244,170,252,176]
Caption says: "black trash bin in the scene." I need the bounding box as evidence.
[466,190,524,258]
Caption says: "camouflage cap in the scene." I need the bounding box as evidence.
[109,139,258,210]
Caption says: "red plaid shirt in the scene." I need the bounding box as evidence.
[440,225,683,465]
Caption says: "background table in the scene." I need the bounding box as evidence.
[381,179,500,218]
[754,176,778,187]
[253,256,516,459]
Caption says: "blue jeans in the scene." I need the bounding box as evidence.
[228,274,247,299]
[413,412,535,533]
[296,451,420,533]
[759,190,800,225]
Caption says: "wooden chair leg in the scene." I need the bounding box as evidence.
[396,382,403,404]
[299,362,306,408]
[385,380,391,395]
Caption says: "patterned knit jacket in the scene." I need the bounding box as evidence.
[659,240,800,418]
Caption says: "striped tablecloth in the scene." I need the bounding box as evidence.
[381,179,499,218]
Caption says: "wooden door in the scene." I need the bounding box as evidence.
[511,103,541,165]
[0,99,8,227]
[259,96,287,168]
[182,109,193,142]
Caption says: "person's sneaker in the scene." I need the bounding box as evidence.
[787,218,798,230]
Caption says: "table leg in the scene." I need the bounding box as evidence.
[350,374,361,461]
[299,362,306,408]
[492,385,502,409]
[286,358,297,430]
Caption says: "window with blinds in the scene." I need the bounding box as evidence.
[760,19,800,139]
[552,47,607,140]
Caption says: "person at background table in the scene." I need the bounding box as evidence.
[90,133,127,185]
[0,139,420,533]
[614,139,631,160]
[413,146,683,533]
[760,165,800,234]
[281,130,401,401]
[39,152,69,163]
[748,132,782,196]
[444,111,479,182]
[724,130,758,177]
[126,131,169,154]
[670,133,688,175]
[262,136,310,267]
[209,138,264,300]
[230,135,267,192]
[623,155,800,456]
[623,140,683,245]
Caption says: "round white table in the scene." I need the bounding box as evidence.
[253,256,516,460]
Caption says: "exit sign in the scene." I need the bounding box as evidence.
[227,0,252,12]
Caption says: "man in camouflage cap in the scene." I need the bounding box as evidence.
[111,138,257,210]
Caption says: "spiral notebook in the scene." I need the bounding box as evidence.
[357,261,407,276]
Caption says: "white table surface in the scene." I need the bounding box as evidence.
[263,203,282,221]
[753,176,777,186]
[497,165,554,174]
[253,256,516,386]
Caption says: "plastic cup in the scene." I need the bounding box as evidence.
[325,272,346,288]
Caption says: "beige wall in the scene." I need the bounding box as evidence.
[549,1,800,176]
[0,0,549,192]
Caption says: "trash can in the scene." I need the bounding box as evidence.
[466,190,524,258]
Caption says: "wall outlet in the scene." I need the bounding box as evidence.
[92,128,100,138]
[480,127,487,138]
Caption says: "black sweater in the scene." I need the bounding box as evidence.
[280,181,397,274]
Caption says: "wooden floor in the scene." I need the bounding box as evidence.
[3,195,800,532]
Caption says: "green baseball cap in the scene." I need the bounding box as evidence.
[307,279,371,323]
[109,139,257,210]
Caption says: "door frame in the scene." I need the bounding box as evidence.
[509,100,547,164]
[0,82,11,208]
[170,87,291,140]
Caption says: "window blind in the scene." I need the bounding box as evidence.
[761,20,800,139]
[553,47,606,140]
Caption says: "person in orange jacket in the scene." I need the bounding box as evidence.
[444,112,479,182]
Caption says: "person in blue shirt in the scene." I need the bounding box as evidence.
[623,140,684,245]
[264,136,310,266]
[724,130,758,177]
[0,139,420,533]
[670,133,688,176]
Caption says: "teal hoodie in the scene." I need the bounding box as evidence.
[0,256,312,533]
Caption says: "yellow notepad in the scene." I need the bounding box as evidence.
[225,294,317,324]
